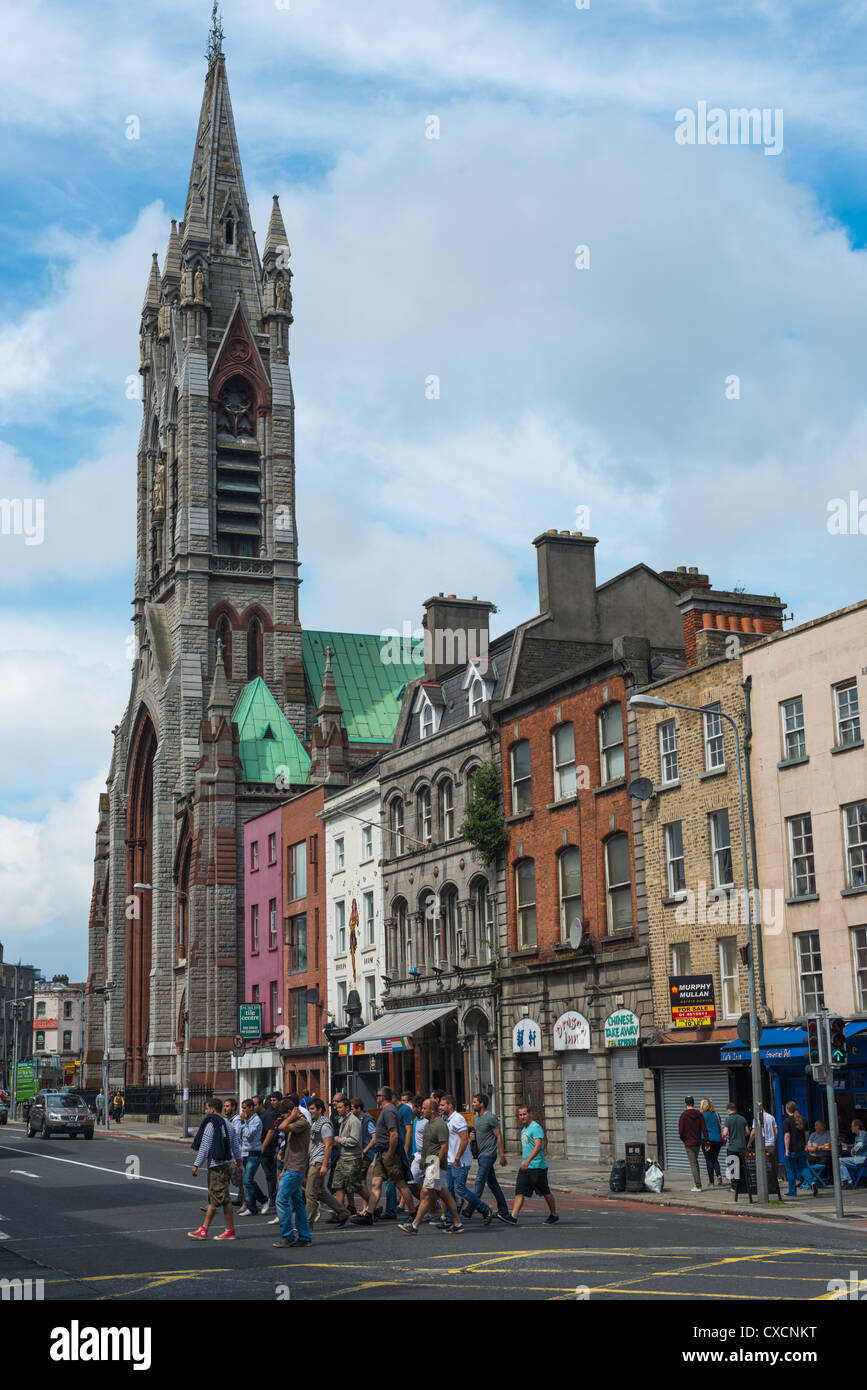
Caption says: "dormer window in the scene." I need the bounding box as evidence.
[413,684,443,739]
[463,660,495,718]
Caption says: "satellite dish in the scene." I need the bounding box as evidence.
[568,923,582,949]
[628,777,654,802]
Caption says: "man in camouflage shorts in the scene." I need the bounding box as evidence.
[331,1096,364,1218]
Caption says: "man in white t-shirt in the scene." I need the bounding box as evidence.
[440,1094,472,1228]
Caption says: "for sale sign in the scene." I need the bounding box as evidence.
[669,975,715,1028]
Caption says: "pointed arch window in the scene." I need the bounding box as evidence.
[248,617,263,679]
[216,616,232,678]
[225,217,234,247]
[215,375,260,558]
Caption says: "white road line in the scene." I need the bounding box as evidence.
[0,1142,200,1191]
[8,1170,39,1178]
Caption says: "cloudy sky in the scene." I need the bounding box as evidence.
[1,0,866,977]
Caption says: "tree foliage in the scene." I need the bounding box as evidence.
[461,759,508,866]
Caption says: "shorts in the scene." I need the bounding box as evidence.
[422,1156,445,1192]
[410,1153,423,1184]
[371,1151,405,1184]
[207,1163,234,1208]
[515,1166,550,1198]
[361,1154,372,1178]
[333,1155,363,1195]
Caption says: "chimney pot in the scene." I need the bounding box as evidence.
[688,566,698,575]
[677,566,686,574]
[572,531,583,537]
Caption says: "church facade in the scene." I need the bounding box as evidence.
[83,31,418,1093]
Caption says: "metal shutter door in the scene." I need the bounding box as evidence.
[660,1068,731,1173]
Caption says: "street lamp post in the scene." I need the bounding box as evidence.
[629,692,769,1205]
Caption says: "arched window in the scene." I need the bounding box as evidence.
[552,723,576,800]
[215,375,260,557]
[439,779,455,839]
[417,786,432,844]
[515,858,537,949]
[558,846,582,942]
[422,891,441,964]
[605,833,632,932]
[469,676,484,718]
[216,616,232,677]
[177,837,192,955]
[389,798,405,856]
[392,899,409,975]
[472,876,494,959]
[247,617,263,678]
[442,886,460,962]
[225,217,234,247]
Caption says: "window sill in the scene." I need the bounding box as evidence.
[598,929,635,943]
[708,885,735,899]
[547,795,578,812]
[841,886,867,899]
[506,811,533,825]
[698,767,727,781]
[662,894,688,907]
[831,740,864,756]
[785,893,819,905]
[593,777,628,796]
[510,948,539,961]
[777,755,809,770]
[655,779,682,793]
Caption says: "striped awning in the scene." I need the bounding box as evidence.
[338,1004,456,1056]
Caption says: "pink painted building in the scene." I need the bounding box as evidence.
[239,806,284,1098]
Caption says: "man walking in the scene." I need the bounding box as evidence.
[95,1088,105,1125]
[223,1097,244,1206]
[462,1093,509,1225]
[256,1092,279,1214]
[511,1106,557,1224]
[353,1096,377,1213]
[440,1094,473,1226]
[351,1085,417,1225]
[723,1100,751,1202]
[238,1098,265,1215]
[273,1094,313,1248]
[188,1097,243,1240]
[677,1096,708,1193]
[399,1098,463,1235]
[331,1096,364,1218]
[305,1097,350,1227]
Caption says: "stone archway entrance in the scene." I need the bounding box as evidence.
[126,710,157,1086]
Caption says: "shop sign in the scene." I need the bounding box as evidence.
[669,975,715,1028]
[512,1019,542,1053]
[238,1003,263,1040]
[604,1009,639,1047]
[552,1011,590,1051]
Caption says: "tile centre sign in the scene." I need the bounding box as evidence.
[238,1003,263,1040]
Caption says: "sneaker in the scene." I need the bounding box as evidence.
[544,1213,559,1225]
[295,1239,313,1246]
[272,1236,298,1247]
[312,1208,321,1224]
[325,1215,343,1224]
[482,1208,494,1227]
[187,1226,208,1239]
[496,1212,518,1226]
[267,1216,280,1224]
[260,1202,272,1215]
[379,1211,397,1221]
[351,1212,373,1226]
[215,1229,237,1240]
[399,1222,418,1235]
[690,1186,702,1193]
[440,1223,463,1234]
[237,1207,250,1216]
[462,1207,474,1221]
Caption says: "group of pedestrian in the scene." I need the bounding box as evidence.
[187,1085,557,1243]
[94,1087,124,1124]
[678,1095,773,1197]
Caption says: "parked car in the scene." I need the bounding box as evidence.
[0,1098,7,1125]
[27,1090,94,1140]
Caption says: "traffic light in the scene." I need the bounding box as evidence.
[807,1016,822,1065]
[830,1017,847,1067]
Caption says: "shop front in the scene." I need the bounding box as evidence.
[642,1039,742,1173]
[329,1004,461,1104]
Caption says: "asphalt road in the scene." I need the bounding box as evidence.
[1,1122,865,1302]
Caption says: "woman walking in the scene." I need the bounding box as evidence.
[782,1100,813,1197]
[700,1098,724,1186]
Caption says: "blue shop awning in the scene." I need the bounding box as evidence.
[720,1026,806,1064]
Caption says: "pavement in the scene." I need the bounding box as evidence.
[108,1119,867,1229]
[3,1119,867,1308]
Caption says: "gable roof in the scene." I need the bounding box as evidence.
[303,630,425,745]
[231,677,311,785]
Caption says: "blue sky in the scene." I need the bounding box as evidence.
[1,0,866,976]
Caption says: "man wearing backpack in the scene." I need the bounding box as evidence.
[188,1096,243,1240]
[353,1096,377,1214]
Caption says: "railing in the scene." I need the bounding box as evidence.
[122,1085,212,1124]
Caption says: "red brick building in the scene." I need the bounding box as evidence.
[281,785,329,1098]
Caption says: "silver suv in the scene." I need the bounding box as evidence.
[27,1090,94,1140]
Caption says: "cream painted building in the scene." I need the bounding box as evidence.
[320,768,384,1099]
[744,601,867,1022]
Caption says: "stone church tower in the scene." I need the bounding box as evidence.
[84,19,307,1091]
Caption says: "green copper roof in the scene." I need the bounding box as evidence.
[231,677,311,785]
[303,630,424,744]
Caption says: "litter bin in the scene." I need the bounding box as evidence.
[625,1141,646,1192]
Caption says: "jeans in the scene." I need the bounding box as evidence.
[242,1153,265,1210]
[384,1181,398,1215]
[445,1163,472,1219]
[841,1157,865,1184]
[276,1169,311,1242]
[784,1150,811,1195]
[462,1153,509,1217]
[261,1147,278,1205]
[703,1141,722,1184]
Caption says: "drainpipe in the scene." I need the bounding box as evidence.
[742,675,772,1020]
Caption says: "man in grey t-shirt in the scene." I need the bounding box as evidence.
[723,1103,750,1200]
[305,1098,349,1226]
[461,1093,511,1225]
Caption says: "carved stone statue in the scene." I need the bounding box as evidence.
[157,303,166,336]
[152,462,165,517]
[275,278,286,313]
[194,265,205,302]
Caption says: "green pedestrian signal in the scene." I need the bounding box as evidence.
[830,1017,847,1067]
